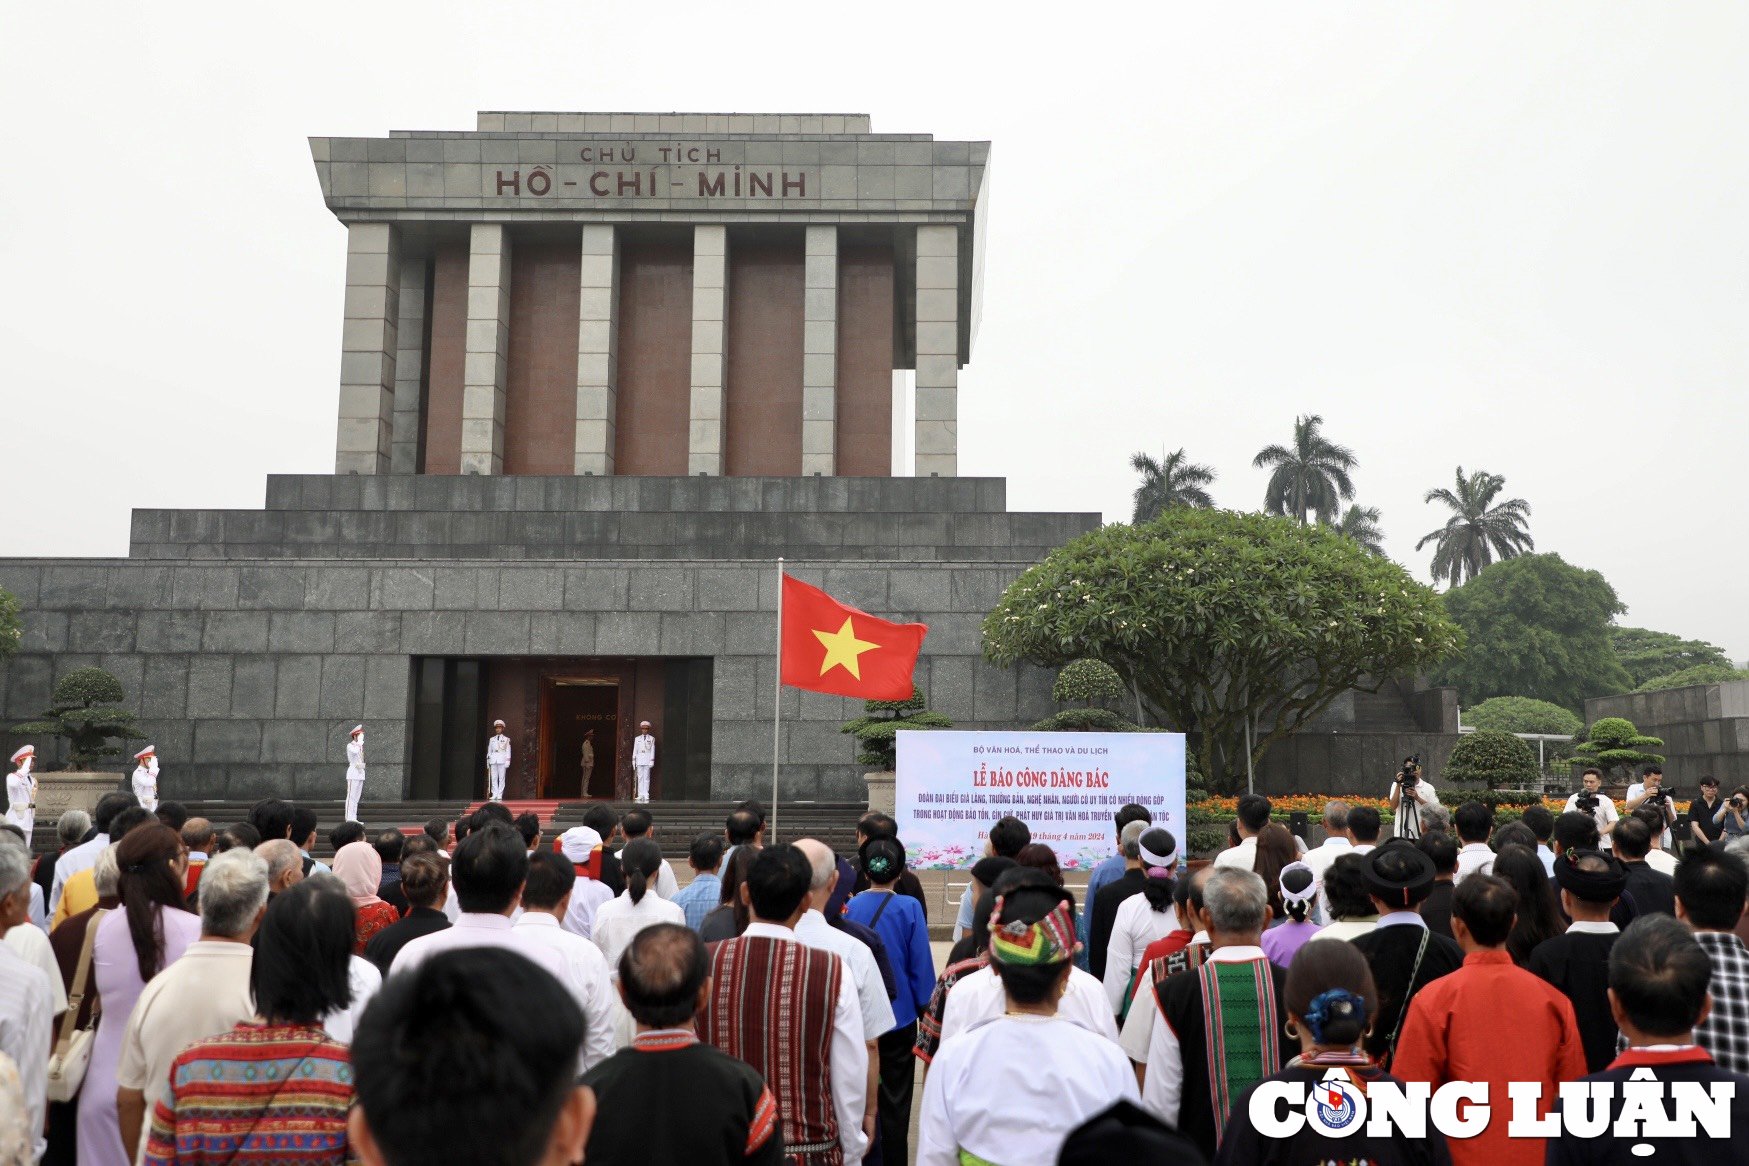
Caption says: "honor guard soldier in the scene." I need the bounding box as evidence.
[132,745,160,812]
[487,720,511,802]
[5,745,35,844]
[632,721,656,804]
[345,725,366,823]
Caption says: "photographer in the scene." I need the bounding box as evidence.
[1563,768,1619,850]
[1624,764,1676,851]
[1715,786,1749,840]
[1386,756,1436,840]
[1689,776,1726,845]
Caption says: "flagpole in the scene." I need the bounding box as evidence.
[772,557,784,844]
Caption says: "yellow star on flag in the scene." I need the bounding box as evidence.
[813,617,880,680]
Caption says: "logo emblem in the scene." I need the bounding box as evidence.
[1306,1070,1364,1137]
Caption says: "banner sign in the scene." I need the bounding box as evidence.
[895,730,1187,871]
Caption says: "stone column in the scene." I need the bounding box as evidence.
[388,254,428,474]
[334,223,399,475]
[914,225,959,477]
[802,226,838,475]
[574,224,619,475]
[688,225,728,476]
[459,223,511,476]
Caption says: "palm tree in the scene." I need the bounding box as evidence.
[1328,504,1386,556]
[1129,449,1216,522]
[1251,414,1357,524]
[1416,466,1534,587]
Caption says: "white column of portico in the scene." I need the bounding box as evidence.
[459,223,511,476]
[574,224,620,475]
[333,223,399,475]
[801,225,838,475]
[688,225,728,475]
[914,224,959,477]
[388,253,428,474]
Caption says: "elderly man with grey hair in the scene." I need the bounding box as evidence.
[256,837,305,898]
[0,833,55,1162]
[794,838,892,1146]
[30,809,91,923]
[1140,866,1288,1157]
[115,848,270,1160]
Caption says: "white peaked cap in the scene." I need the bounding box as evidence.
[351,725,365,736]
[133,745,156,760]
[493,720,505,727]
[559,825,603,863]
[9,745,33,764]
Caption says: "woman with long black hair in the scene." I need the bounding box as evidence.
[1101,827,1179,1017]
[590,837,683,975]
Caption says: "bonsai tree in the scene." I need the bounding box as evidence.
[1033,658,1140,732]
[840,684,952,771]
[12,666,140,769]
[1445,729,1541,791]
[1569,717,1665,783]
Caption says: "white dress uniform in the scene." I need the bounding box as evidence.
[4,750,34,845]
[486,731,511,801]
[131,755,159,812]
[345,729,366,822]
[631,731,655,804]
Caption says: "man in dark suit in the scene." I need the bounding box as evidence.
[364,852,451,974]
[1612,815,1675,916]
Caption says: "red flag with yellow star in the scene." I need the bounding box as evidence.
[779,574,927,700]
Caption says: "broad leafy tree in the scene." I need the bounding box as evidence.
[1463,696,1582,737]
[1327,504,1386,556]
[1445,728,1542,790]
[0,587,18,661]
[1416,466,1533,587]
[1129,449,1216,522]
[1611,627,1732,688]
[983,509,1458,791]
[1435,554,1630,710]
[1638,663,1749,691]
[1252,414,1357,525]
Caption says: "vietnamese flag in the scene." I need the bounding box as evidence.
[779,574,927,700]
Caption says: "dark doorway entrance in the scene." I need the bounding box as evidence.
[542,679,620,799]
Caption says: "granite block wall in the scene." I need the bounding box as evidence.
[1587,681,1749,790]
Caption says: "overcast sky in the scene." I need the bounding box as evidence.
[2,4,1744,661]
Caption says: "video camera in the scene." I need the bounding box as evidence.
[1397,755,1421,789]
[1575,791,1600,814]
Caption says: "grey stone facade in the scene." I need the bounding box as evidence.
[0,475,1097,803]
[1587,680,1749,790]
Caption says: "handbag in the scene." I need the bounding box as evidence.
[46,907,108,1103]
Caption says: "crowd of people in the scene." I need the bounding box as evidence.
[6,767,1749,1165]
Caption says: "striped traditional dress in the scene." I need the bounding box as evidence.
[142,1022,354,1166]
[698,934,844,1166]
[912,953,987,1064]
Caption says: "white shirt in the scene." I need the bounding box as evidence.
[28,885,44,932]
[632,734,656,766]
[741,920,870,1163]
[323,956,382,1044]
[487,734,511,765]
[939,964,1118,1049]
[794,908,897,1040]
[1102,895,1178,1015]
[50,831,108,916]
[1118,930,1207,1063]
[592,890,685,975]
[918,1015,1139,1166]
[1568,920,1620,936]
[116,940,255,1162]
[0,943,52,1163]
[132,762,158,799]
[1625,783,1676,849]
[615,847,681,900]
[562,877,615,941]
[1303,835,1352,924]
[4,917,67,1015]
[1644,848,1680,877]
[1536,844,1557,876]
[1212,836,1258,870]
[346,737,365,775]
[1454,842,1496,884]
[513,912,618,1071]
[1390,778,1437,837]
[1141,945,1270,1125]
[391,911,570,985]
[1316,919,1379,943]
[1564,791,1619,849]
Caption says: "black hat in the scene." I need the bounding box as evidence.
[1057,1100,1207,1166]
[1362,839,1436,909]
[1554,847,1628,904]
[971,855,1017,889]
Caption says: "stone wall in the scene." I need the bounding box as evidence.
[1587,681,1749,789]
[0,475,1093,804]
